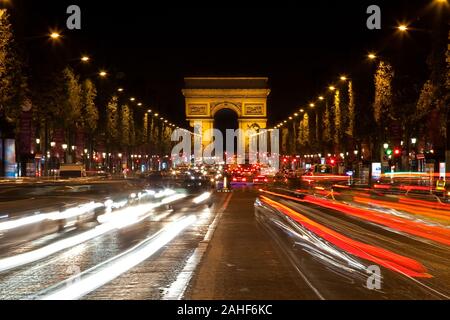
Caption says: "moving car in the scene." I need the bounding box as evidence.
[253,175,269,185]
[232,175,248,184]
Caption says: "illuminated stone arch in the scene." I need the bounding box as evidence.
[210,102,242,118]
[183,77,270,156]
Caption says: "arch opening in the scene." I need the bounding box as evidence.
[214,108,239,155]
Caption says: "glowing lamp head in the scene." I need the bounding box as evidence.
[50,32,61,40]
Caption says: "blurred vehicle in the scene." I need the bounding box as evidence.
[273,173,287,184]
[145,171,163,181]
[182,176,211,190]
[231,175,251,185]
[253,175,269,185]
[59,164,86,178]
[305,164,334,176]
[86,170,110,178]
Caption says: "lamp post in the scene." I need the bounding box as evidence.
[35,138,41,177]
[71,145,76,163]
[411,138,417,172]
[83,149,88,168]
[35,138,41,153]
[118,153,123,175]
[62,144,68,164]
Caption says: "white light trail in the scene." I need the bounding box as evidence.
[39,215,197,300]
[192,192,211,204]
[0,202,104,232]
[0,193,187,273]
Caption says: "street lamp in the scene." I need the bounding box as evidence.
[397,24,409,32]
[118,88,124,92]
[411,138,417,144]
[368,53,377,60]
[62,144,68,164]
[49,32,61,40]
[99,71,107,77]
[340,76,348,81]
[81,56,90,62]
[130,97,135,101]
[329,86,336,91]
[383,143,389,149]
[35,138,41,156]
[50,141,56,148]
[318,96,324,101]
[309,103,315,108]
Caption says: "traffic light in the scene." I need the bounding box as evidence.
[394,148,401,156]
[386,149,393,156]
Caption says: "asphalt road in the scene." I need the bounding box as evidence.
[0,180,449,300]
[254,188,450,299]
[0,179,222,299]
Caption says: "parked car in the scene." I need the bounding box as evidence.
[59,164,86,178]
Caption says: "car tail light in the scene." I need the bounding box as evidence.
[264,179,268,182]
[254,179,259,182]
[233,178,237,181]
[242,178,247,182]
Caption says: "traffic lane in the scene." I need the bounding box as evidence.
[0,192,225,300]
[83,191,223,300]
[0,202,186,299]
[37,192,225,300]
[0,188,204,269]
[256,194,450,299]
[0,181,181,253]
[187,190,320,300]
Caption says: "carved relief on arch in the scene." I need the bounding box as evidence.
[210,102,242,117]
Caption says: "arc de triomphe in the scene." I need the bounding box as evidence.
[183,77,270,151]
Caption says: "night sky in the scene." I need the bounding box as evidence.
[4,0,438,128]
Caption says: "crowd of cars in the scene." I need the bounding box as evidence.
[139,163,343,192]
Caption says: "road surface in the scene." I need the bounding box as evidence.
[0,179,449,299]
